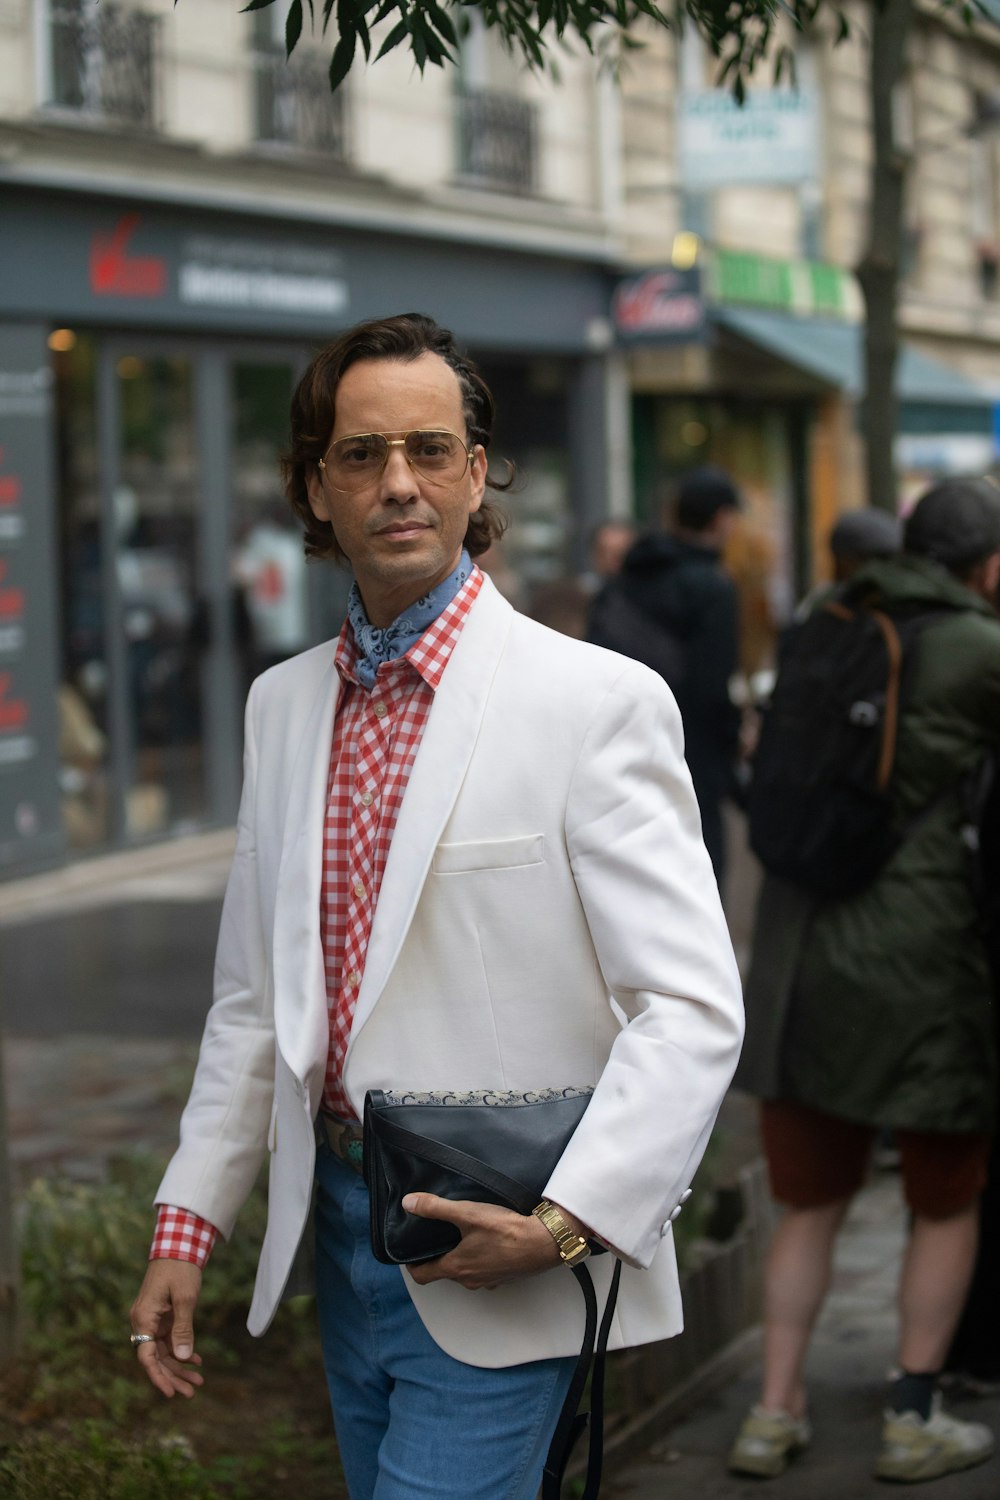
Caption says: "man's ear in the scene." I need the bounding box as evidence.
[468,445,487,515]
[306,465,329,524]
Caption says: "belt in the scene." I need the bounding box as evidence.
[315,1110,365,1175]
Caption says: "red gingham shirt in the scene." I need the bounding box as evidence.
[151,568,484,1266]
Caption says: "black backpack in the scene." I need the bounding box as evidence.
[747,589,944,899]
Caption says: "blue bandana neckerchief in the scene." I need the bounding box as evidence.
[347,551,473,689]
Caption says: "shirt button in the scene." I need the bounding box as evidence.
[360,791,373,807]
[373,701,387,719]
[353,881,365,898]
[347,971,361,989]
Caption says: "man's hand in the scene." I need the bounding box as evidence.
[130,1259,205,1399]
[402,1195,581,1290]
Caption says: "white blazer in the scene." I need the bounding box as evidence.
[156,577,744,1366]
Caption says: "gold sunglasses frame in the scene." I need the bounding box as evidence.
[317,430,476,492]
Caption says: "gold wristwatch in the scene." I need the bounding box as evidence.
[532,1200,591,1267]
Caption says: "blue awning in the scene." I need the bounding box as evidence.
[714,305,993,408]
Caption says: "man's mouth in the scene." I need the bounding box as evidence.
[377,522,429,536]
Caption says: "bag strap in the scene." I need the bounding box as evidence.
[371,1115,538,1214]
[542,1258,623,1500]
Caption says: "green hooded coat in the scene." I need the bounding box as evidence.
[735,554,1000,1133]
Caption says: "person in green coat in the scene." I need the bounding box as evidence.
[729,479,1000,1485]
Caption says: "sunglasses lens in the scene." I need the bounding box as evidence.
[403,432,465,478]
[326,434,389,490]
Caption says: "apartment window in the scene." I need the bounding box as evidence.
[453,13,537,194]
[454,89,538,193]
[251,12,347,158]
[46,0,157,128]
[971,135,1000,300]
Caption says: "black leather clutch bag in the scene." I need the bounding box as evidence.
[362,1085,594,1265]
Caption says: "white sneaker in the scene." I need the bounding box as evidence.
[875,1393,995,1483]
[728,1404,812,1477]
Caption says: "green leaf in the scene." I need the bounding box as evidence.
[375,16,410,56]
[285,0,303,53]
[328,25,357,87]
[425,0,458,45]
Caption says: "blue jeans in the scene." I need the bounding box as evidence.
[314,1147,576,1500]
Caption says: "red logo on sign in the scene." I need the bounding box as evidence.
[90,213,168,298]
[613,271,703,335]
[0,560,24,621]
[0,673,28,732]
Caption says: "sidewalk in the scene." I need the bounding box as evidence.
[609,1167,1000,1499]
[1,831,230,1184]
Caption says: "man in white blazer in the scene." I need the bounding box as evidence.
[130,313,744,1500]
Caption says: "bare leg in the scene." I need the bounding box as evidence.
[759,1198,853,1418]
[897,1205,979,1374]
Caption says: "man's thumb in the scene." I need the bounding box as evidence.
[172,1313,196,1361]
[402,1192,442,1218]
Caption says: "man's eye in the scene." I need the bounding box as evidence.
[414,435,453,459]
[341,443,380,465]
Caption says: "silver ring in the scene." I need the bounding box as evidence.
[130,1333,155,1347]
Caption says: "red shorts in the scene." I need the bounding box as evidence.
[760,1099,990,1219]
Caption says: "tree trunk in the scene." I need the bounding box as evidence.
[0,1033,19,1363]
[856,0,914,511]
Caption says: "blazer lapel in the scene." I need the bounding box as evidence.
[346,579,513,1052]
[271,654,341,1091]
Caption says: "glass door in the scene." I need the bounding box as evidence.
[99,344,208,841]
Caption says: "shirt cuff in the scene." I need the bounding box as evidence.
[150,1205,219,1268]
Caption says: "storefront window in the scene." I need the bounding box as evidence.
[53,331,112,851]
[230,361,306,688]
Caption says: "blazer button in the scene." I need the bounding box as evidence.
[669,1204,683,1222]
[680,1188,693,1204]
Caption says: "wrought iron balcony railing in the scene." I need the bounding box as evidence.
[253,48,347,159]
[455,88,538,195]
[48,3,157,128]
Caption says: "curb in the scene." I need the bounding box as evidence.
[0,828,236,925]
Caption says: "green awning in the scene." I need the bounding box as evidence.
[714,305,993,409]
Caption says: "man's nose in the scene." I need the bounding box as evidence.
[380,443,419,501]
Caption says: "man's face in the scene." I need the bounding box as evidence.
[306,353,487,626]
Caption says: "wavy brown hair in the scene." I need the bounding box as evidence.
[283,313,511,562]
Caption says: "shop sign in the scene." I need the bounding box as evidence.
[679,89,819,187]
[612,267,704,342]
[0,325,64,870]
[707,248,859,321]
[178,234,348,316]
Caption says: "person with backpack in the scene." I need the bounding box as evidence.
[729,478,1000,1485]
[586,467,742,883]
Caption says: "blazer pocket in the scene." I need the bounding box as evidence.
[432,834,545,874]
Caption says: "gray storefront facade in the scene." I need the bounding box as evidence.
[0,183,617,875]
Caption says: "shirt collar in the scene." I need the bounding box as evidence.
[334,566,483,691]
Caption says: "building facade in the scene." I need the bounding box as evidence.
[615,2,1000,669]
[0,0,628,874]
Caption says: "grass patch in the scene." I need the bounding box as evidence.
[3,1154,345,1500]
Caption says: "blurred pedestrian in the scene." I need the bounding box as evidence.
[730,477,1000,1484]
[791,507,903,628]
[580,518,637,593]
[829,507,903,582]
[128,313,743,1500]
[587,467,742,884]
